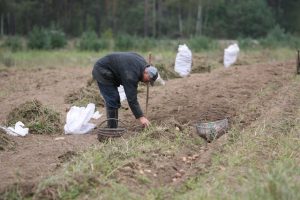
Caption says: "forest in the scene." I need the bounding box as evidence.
[0,0,300,39]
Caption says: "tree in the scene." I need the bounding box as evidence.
[0,0,298,38]
[204,0,275,38]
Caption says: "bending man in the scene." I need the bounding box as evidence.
[92,52,158,128]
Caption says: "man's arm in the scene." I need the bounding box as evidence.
[123,82,143,119]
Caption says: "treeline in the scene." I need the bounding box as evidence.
[0,0,299,39]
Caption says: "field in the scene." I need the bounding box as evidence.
[0,48,300,199]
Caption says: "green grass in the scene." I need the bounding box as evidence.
[0,41,297,70]
[0,186,23,200]
[3,50,104,68]
[0,49,178,69]
[31,120,203,199]
[175,130,300,200]
[34,101,299,200]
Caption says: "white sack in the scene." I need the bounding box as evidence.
[174,44,192,77]
[5,121,29,136]
[118,85,127,101]
[223,43,240,68]
[64,103,102,134]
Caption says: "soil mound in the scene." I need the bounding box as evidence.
[65,78,104,107]
[6,100,62,135]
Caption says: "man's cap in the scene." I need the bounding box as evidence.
[146,66,158,86]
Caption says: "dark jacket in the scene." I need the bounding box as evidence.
[92,52,148,119]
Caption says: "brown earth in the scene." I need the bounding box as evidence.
[0,59,296,194]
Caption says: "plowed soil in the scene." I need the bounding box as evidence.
[0,59,296,193]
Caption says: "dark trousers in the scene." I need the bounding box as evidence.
[97,81,120,128]
[97,81,121,109]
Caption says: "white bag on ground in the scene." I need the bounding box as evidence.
[2,121,29,137]
[174,44,192,77]
[64,103,102,134]
[224,43,240,68]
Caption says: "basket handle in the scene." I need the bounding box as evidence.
[98,118,126,128]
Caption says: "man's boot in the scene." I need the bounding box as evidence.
[106,108,118,128]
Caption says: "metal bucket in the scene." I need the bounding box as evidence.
[97,119,127,142]
[196,118,228,142]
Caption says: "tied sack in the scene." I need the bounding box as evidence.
[223,43,240,68]
[174,44,192,77]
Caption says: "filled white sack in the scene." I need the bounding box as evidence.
[64,103,102,134]
[224,43,240,68]
[174,44,192,77]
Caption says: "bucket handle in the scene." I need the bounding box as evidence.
[98,118,126,128]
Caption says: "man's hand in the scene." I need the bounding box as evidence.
[138,116,150,127]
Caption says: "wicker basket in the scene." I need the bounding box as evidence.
[196,118,228,142]
[97,119,127,142]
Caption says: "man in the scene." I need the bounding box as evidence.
[92,52,158,128]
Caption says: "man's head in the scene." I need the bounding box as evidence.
[143,66,158,86]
